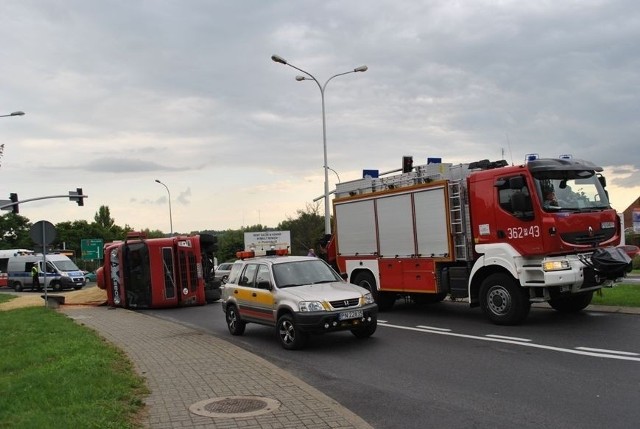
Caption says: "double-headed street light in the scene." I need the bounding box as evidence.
[271,54,367,237]
[155,179,173,235]
[0,111,25,118]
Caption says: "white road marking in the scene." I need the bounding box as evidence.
[415,325,451,332]
[486,334,531,342]
[378,322,640,362]
[575,347,640,356]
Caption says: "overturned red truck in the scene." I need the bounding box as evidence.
[97,232,220,309]
[328,156,631,325]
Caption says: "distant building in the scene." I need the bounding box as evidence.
[622,195,640,243]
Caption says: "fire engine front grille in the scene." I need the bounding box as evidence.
[561,229,614,246]
[330,298,359,309]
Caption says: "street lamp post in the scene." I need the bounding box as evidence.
[0,111,25,118]
[155,179,173,235]
[326,166,341,184]
[271,54,367,237]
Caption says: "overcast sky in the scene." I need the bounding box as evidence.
[1,0,639,234]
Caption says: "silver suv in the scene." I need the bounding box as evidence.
[221,256,378,350]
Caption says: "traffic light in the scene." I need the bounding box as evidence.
[76,188,84,206]
[402,156,413,173]
[9,193,18,214]
[69,188,85,206]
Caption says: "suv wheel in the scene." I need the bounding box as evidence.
[225,305,246,335]
[277,314,307,350]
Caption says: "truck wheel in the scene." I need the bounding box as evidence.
[13,282,23,292]
[480,273,530,325]
[225,305,246,335]
[351,316,377,339]
[352,272,395,311]
[277,314,307,350]
[549,291,593,313]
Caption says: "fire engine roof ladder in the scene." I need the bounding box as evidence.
[448,180,470,261]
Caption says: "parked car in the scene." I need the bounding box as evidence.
[214,262,233,284]
[84,271,97,282]
[618,245,640,260]
[221,255,378,350]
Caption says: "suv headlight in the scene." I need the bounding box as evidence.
[362,293,374,305]
[299,301,325,312]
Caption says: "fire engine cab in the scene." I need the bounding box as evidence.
[97,232,220,309]
[328,156,631,325]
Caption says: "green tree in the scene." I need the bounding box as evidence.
[215,224,269,263]
[94,205,115,230]
[54,220,98,256]
[0,213,32,250]
[277,203,324,256]
[139,228,166,239]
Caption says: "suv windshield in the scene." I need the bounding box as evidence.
[534,175,610,212]
[272,260,341,288]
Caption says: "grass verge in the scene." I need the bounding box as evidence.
[592,283,640,307]
[0,306,148,428]
[0,293,15,304]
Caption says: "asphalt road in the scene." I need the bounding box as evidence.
[144,299,640,429]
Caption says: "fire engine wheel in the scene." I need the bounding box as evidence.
[352,271,395,311]
[277,314,307,350]
[548,291,593,313]
[225,305,246,336]
[480,273,530,325]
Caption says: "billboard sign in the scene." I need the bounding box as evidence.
[244,231,291,254]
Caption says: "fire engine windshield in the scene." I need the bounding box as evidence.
[534,174,610,212]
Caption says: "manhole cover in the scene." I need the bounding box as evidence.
[189,396,281,418]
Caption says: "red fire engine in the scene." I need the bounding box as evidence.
[97,232,220,309]
[328,156,631,324]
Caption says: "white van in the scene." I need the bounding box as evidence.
[4,253,86,292]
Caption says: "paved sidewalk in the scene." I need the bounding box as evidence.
[61,306,373,429]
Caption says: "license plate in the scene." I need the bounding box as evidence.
[339,310,363,321]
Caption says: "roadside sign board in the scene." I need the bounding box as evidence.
[30,220,56,245]
[244,231,291,252]
[81,238,104,260]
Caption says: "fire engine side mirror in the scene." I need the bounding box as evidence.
[508,176,525,189]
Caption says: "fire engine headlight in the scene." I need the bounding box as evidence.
[362,293,374,305]
[299,301,325,312]
[543,260,571,272]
